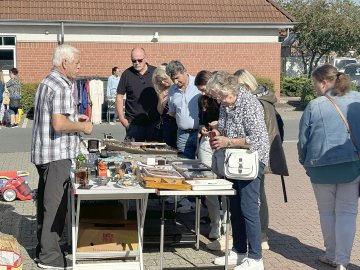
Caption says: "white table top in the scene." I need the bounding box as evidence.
[157,189,236,196]
[73,182,156,195]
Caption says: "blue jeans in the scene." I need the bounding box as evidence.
[177,129,197,159]
[229,162,265,259]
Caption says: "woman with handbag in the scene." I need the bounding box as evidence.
[207,71,270,270]
[235,69,289,250]
[298,64,360,270]
[6,68,21,127]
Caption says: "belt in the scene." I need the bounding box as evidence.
[181,128,198,133]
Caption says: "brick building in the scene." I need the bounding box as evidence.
[0,0,294,97]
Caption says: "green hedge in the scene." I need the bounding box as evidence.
[255,76,274,92]
[21,83,39,114]
[280,76,316,109]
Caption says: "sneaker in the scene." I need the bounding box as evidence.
[336,265,347,270]
[165,196,175,204]
[318,255,337,267]
[178,197,191,206]
[234,258,264,270]
[207,236,233,251]
[214,251,247,265]
[177,201,195,213]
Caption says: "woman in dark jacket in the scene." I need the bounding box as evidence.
[6,68,21,127]
[235,69,289,250]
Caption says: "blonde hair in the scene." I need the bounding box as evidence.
[312,64,351,96]
[234,69,258,92]
[152,65,172,95]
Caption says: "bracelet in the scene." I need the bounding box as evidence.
[227,138,232,147]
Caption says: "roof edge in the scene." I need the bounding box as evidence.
[267,0,296,23]
[0,20,296,29]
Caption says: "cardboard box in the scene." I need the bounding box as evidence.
[77,219,138,252]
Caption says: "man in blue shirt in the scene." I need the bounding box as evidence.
[107,67,120,121]
[166,60,201,159]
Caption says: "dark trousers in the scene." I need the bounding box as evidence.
[229,162,265,260]
[36,159,71,265]
[125,121,160,142]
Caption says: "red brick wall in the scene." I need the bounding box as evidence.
[17,42,281,99]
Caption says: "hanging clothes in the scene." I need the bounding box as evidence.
[89,79,103,124]
[84,80,91,120]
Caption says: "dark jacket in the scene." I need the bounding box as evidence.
[254,86,289,176]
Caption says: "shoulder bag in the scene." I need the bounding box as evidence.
[224,148,259,180]
[325,95,360,196]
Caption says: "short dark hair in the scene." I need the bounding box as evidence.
[195,70,212,86]
[9,68,18,76]
[166,60,185,78]
[112,67,119,75]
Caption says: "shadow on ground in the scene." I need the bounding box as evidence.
[268,228,360,270]
[0,202,36,259]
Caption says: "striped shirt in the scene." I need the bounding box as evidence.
[31,69,80,165]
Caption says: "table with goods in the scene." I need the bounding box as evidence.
[71,135,235,270]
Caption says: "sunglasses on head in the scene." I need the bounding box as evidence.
[131,58,144,64]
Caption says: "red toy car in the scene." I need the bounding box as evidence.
[0,171,32,202]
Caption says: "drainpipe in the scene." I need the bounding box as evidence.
[58,22,64,44]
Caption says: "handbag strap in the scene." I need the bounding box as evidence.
[325,95,360,160]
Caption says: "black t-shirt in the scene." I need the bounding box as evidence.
[117,65,159,125]
[198,96,220,129]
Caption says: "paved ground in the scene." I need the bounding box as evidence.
[1,142,360,269]
[0,98,359,269]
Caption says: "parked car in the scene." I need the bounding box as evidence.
[332,57,358,72]
[343,63,360,91]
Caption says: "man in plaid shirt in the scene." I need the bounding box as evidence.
[31,44,93,269]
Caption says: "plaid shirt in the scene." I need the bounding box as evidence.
[31,69,80,165]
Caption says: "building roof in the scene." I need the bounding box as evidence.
[0,0,294,24]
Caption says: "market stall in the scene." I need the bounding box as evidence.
[71,137,235,270]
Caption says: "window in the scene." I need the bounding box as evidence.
[0,36,16,70]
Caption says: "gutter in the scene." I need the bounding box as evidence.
[0,20,296,29]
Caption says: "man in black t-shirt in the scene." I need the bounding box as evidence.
[116,48,160,141]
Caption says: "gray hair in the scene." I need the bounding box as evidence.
[206,71,240,96]
[166,60,186,78]
[52,45,80,67]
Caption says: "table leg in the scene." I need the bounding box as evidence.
[136,199,144,270]
[71,192,76,269]
[225,196,230,270]
[195,196,201,250]
[159,198,165,270]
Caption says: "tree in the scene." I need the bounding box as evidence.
[276,0,360,76]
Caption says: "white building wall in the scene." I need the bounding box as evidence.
[0,25,280,43]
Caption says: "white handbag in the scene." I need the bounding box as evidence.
[224,149,259,180]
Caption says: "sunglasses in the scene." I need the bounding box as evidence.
[131,58,144,64]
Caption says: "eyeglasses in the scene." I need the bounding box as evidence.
[131,58,144,64]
